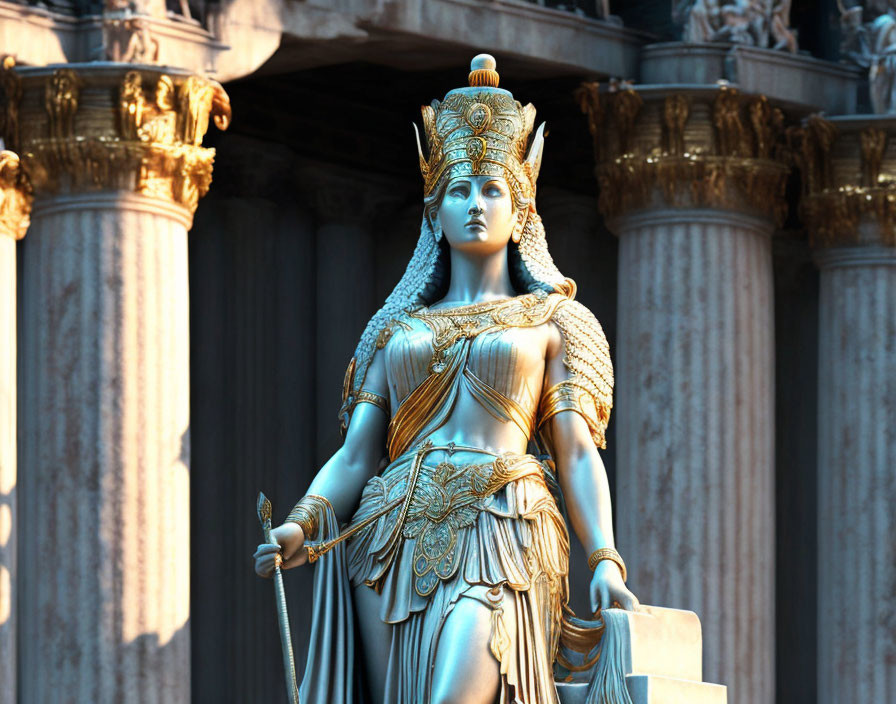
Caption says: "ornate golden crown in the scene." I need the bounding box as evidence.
[415,54,544,204]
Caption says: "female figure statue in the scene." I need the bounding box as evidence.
[254,54,638,704]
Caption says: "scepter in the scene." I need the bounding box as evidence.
[256,492,300,704]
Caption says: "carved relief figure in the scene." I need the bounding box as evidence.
[103,1,160,63]
[253,55,639,704]
[674,0,798,51]
[840,0,896,113]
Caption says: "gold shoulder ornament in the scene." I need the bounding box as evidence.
[539,299,614,449]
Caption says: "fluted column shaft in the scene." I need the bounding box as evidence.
[314,216,375,463]
[0,150,31,704]
[20,193,192,703]
[579,83,789,704]
[303,168,391,465]
[797,115,896,704]
[614,209,775,702]
[0,232,15,704]
[4,63,229,703]
[815,247,896,703]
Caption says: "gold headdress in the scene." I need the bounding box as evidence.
[414,54,546,207]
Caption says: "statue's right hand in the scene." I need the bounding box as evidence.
[253,522,306,578]
[253,542,283,578]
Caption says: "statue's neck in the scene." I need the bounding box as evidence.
[441,246,515,305]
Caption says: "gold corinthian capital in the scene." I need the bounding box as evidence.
[577,83,791,225]
[794,114,896,249]
[0,63,231,219]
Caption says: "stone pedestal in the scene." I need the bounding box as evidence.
[578,84,788,704]
[555,606,727,704]
[796,115,896,704]
[0,151,31,704]
[3,64,228,703]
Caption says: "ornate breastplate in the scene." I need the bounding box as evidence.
[383,293,565,459]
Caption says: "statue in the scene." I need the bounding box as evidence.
[253,55,639,704]
[673,0,798,52]
[839,0,896,114]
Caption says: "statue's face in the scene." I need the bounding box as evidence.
[435,175,518,254]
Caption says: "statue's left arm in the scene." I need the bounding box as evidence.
[540,300,639,613]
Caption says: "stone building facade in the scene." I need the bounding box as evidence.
[0,1,892,703]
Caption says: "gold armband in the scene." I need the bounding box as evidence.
[356,389,390,416]
[538,380,584,422]
[537,380,610,449]
[285,494,333,541]
[588,547,627,582]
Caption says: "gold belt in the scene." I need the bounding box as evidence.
[305,442,542,570]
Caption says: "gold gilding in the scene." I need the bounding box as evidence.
[795,115,896,248]
[0,150,32,239]
[417,61,537,206]
[577,83,790,225]
[3,66,230,216]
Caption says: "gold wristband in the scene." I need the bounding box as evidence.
[588,547,627,582]
[285,494,333,540]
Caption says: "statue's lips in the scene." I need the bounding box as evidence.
[465,219,486,228]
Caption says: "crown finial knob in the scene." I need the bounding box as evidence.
[469,54,500,88]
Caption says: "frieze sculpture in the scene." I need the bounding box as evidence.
[253,55,641,704]
[102,1,161,63]
[839,0,896,114]
[673,0,798,52]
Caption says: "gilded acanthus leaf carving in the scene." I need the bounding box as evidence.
[45,69,80,143]
[578,84,789,224]
[663,94,689,156]
[860,128,887,188]
[0,150,32,240]
[0,57,22,153]
[794,116,896,248]
[7,66,231,217]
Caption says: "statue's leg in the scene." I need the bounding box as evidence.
[430,588,511,704]
[352,583,391,704]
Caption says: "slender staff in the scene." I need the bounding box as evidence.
[257,492,300,704]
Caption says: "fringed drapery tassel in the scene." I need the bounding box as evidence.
[584,609,633,704]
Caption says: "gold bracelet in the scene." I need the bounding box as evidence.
[588,547,627,582]
[285,494,333,540]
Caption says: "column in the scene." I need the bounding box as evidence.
[0,150,31,704]
[6,64,229,703]
[301,167,391,465]
[579,85,789,703]
[189,138,319,700]
[797,116,896,704]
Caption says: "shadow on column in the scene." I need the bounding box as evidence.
[772,234,818,704]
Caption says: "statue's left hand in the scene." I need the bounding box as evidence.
[590,560,640,614]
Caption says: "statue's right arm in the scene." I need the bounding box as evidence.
[255,350,389,576]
